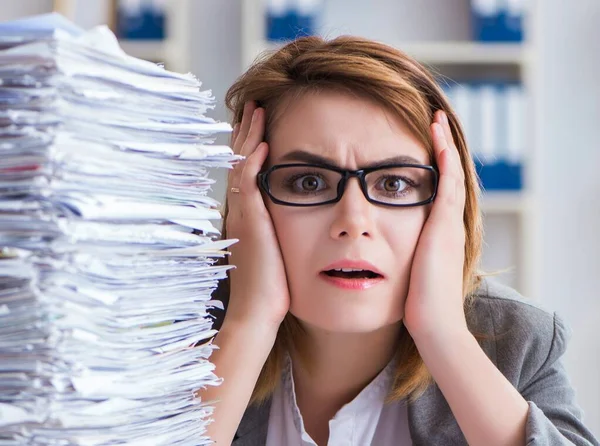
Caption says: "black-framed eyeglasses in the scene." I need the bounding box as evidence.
[257,163,439,207]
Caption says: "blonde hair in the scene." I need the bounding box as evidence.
[216,36,483,405]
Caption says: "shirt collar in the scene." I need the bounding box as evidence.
[282,353,397,431]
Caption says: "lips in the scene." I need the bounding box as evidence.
[319,260,385,290]
[324,269,381,279]
[321,260,385,278]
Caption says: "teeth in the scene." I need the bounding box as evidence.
[334,268,366,272]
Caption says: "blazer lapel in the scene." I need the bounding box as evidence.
[408,380,468,445]
[232,399,271,446]
[232,383,467,445]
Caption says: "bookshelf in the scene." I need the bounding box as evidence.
[53,0,192,73]
[240,0,538,298]
[386,41,528,66]
[246,39,528,69]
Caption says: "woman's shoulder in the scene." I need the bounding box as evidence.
[467,277,571,388]
[468,276,567,338]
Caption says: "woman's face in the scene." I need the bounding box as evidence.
[265,90,431,333]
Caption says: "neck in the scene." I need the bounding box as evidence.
[290,321,402,414]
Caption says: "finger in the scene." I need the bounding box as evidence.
[437,110,465,181]
[429,150,465,253]
[432,123,463,211]
[230,122,240,148]
[436,111,455,150]
[228,123,242,184]
[434,145,456,204]
[431,121,449,163]
[240,107,266,158]
[234,101,257,154]
[433,113,466,200]
[228,106,267,204]
[229,142,270,218]
[240,142,269,195]
[440,111,468,204]
[229,107,265,191]
[227,156,243,189]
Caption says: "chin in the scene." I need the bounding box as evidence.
[290,300,404,334]
[287,282,407,334]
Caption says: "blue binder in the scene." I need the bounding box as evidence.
[117,0,165,40]
[471,0,523,42]
[442,80,524,191]
[475,159,523,191]
[266,0,318,41]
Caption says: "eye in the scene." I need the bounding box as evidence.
[378,176,409,193]
[382,177,406,192]
[275,166,334,198]
[294,175,324,192]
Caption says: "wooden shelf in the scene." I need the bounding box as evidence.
[247,40,527,68]
[396,41,527,66]
[481,191,528,214]
[118,40,167,62]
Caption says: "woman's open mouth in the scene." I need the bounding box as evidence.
[324,269,381,279]
[320,268,384,290]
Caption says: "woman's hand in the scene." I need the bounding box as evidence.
[403,110,468,342]
[225,101,291,331]
[202,102,290,444]
[402,112,530,446]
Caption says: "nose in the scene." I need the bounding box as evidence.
[329,177,374,240]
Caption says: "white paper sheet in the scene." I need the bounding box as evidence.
[0,13,235,446]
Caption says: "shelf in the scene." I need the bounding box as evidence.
[396,41,527,66]
[481,191,528,214]
[248,40,527,68]
[119,40,167,62]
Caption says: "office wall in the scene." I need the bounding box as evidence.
[535,0,600,434]
[0,0,53,19]
[189,0,242,204]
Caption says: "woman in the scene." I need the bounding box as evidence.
[199,36,599,445]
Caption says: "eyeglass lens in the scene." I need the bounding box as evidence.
[266,165,435,205]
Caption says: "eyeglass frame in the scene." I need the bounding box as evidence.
[257,163,439,208]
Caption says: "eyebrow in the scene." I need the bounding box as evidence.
[278,149,427,169]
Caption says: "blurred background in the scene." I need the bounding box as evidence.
[3,0,598,437]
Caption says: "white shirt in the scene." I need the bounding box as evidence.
[266,355,413,446]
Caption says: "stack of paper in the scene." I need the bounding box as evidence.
[0,13,238,446]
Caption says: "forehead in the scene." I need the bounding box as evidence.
[267,90,429,168]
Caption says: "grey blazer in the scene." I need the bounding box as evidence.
[232,279,600,446]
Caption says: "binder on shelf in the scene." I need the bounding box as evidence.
[266,0,322,42]
[117,0,165,40]
[475,159,522,191]
[504,82,526,164]
[479,83,499,164]
[295,0,321,37]
[443,81,525,191]
[471,0,524,42]
[266,0,290,41]
[451,83,477,164]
